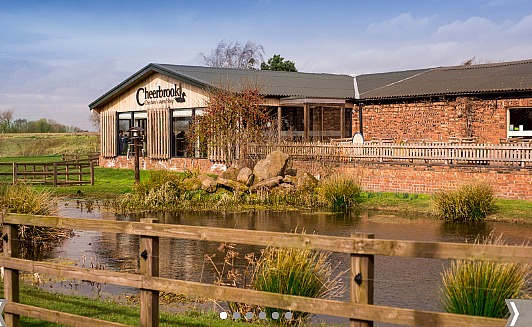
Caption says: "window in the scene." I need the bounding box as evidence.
[508,107,532,137]
[116,111,147,156]
[171,109,193,157]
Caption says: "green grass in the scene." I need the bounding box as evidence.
[0,282,346,326]
[0,282,251,326]
[0,133,98,158]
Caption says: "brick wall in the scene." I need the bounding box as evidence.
[340,163,532,200]
[353,97,532,144]
[99,156,226,174]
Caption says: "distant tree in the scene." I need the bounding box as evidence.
[261,54,297,72]
[201,40,265,69]
[0,109,14,133]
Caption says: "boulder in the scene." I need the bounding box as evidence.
[220,167,239,181]
[297,172,318,189]
[217,177,249,193]
[249,176,283,192]
[253,151,289,183]
[197,174,217,193]
[237,167,254,186]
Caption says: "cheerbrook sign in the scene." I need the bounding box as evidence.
[136,83,186,106]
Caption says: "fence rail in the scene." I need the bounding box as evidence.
[209,142,532,167]
[1,213,526,327]
[0,159,95,187]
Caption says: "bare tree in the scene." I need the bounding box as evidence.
[89,111,100,132]
[201,40,265,69]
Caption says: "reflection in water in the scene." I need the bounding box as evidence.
[51,202,532,326]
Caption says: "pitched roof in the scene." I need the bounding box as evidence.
[356,59,532,100]
[89,63,355,109]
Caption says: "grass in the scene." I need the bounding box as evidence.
[0,133,98,158]
[440,234,531,318]
[319,174,362,211]
[253,246,345,324]
[433,182,495,222]
[0,282,251,326]
[0,156,530,223]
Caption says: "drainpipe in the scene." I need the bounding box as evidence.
[358,102,363,136]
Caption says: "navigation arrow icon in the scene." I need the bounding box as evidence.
[506,299,532,327]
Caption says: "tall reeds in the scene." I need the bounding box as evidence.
[433,182,494,222]
[440,234,530,317]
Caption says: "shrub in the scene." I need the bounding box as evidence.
[433,182,494,222]
[440,234,531,317]
[253,245,345,324]
[319,174,362,210]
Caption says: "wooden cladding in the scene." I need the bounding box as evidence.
[147,109,170,159]
[100,111,116,157]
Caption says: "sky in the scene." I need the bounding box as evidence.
[1,0,532,131]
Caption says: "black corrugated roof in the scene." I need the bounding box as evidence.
[356,59,532,100]
[89,64,355,109]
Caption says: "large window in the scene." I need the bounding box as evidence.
[171,109,192,157]
[116,111,147,156]
[508,107,532,138]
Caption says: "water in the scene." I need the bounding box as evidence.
[44,201,532,326]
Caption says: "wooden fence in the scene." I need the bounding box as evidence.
[209,142,532,167]
[0,159,95,187]
[1,213,528,327]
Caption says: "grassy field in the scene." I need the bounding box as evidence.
[0,133,99,158]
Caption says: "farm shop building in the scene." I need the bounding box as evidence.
[88,63,355,170]
[354,59,532,144]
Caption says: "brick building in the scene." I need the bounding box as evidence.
[354,59,532,143]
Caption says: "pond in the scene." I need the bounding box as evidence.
[40,201,532,326]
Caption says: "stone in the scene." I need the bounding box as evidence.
[285,168,297,176]
[217,177,249,193]
[249,176,283,192]
[279,182,295,189]
[220,166,239,181]
[253,151,290,183]
[197,174,217,193]
[282,175,297,185]
[237,167,254,186]
[297,172,318,189]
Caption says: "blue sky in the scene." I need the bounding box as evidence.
[1,0,532,130]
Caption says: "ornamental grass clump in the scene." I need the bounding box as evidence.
[440,234,531,318]
[433,182,494,222]
[253,245,345,324]
[0,184,71,258]
[319,174,362,210]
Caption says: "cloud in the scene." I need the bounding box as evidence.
[367,13,435,36]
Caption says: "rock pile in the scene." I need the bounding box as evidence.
[193,151,318,194]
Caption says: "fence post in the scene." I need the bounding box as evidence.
[2,211,21,327]
[12,163,17,185]
[52,162,58,187]
[140,218,159,327]
[350,233,374,327]
[90,161,95,185]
